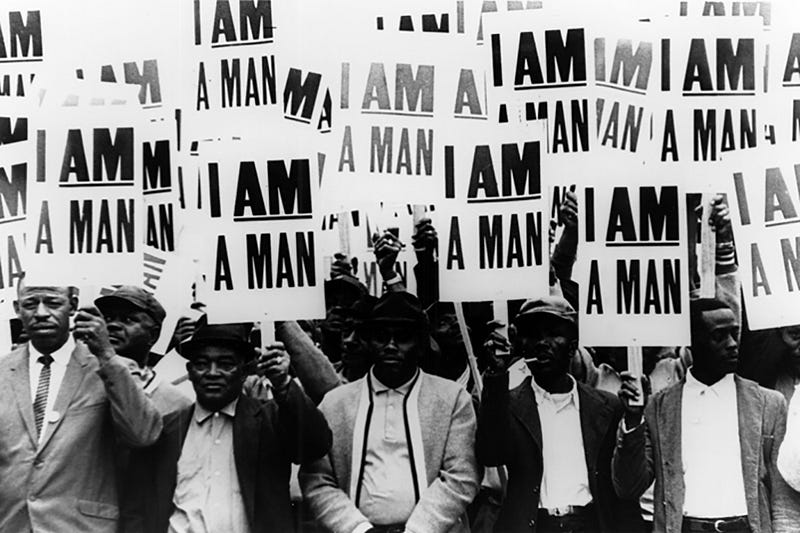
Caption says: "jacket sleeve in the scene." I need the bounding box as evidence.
[276,320,343,404]
[612,401,656,500]
[97,354,162,447]
[299,453,372,533]
[405,388,481,533]
[769,392,800,532]
[277,380,332,465]
[476,371,515,466]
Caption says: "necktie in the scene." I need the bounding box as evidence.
[33,354,54,439]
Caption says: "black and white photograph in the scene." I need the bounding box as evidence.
[1,1,800,532]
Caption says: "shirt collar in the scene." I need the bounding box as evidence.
[685,368,735,398]
[29,336,75,367]
[195,397,239,424]
[370,368,419,396]
[531,374,579,408]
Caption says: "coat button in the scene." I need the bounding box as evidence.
[528,519,536,528]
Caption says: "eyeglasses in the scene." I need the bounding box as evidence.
[370,327,417,346]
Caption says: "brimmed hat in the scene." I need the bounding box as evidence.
[95,286,166,326]
[180,316,254,361]
[368,292,428,329]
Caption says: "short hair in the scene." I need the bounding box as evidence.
[689,298,732,346]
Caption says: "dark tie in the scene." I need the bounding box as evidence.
[33,354,54,439]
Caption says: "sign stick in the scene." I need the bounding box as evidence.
[454,302,483,396]
[627,345,644,407]
[699,195,717,299]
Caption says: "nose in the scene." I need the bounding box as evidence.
[33,300,49,317]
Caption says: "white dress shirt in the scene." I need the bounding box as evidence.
[778,382,800,491]
[681,370,748,518]
[28,337,75,445]
[531,375,593,509]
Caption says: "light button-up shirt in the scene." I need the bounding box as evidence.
[531,375,592,509]
[169,399,249,533]
[358,370,418,527]
[681,370,748,518]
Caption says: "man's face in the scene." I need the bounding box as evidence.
[101,301,158,365]
[186,344,245,411]
[341,319,370,381]
[781,326,800,373]
[513,315,576,382]
[16,286,76,352]
[368,322,423,387]
[320,307,348,363]
[694,308,739,376]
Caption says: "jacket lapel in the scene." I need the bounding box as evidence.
[735,376,762,528]
[233,396,261,529]
[510,377,543,453]
[38,343,89,453]
[577,384,613,473]
[7,346,37,447]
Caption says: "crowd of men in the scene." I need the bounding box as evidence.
[2,192,800,533]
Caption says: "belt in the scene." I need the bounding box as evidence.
[538,504,594,518]
[682,516,750,532]
[370,524,406,533]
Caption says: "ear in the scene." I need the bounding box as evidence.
[68,293,79,316]
[149,324,162,345]
[508,324,518,345]
[12,299,19,317]
[569,339,578,354]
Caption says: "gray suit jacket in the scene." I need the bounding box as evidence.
[612,375,799,533]
[300,370,480,533]
[0,343,162,532]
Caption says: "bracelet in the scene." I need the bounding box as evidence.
[384,273,403,285]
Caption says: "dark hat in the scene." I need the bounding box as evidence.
[180,316,254,361]
[95,286,166,326]
[369,292,428,329]
[325,275,368,306]
[514,295,577,330]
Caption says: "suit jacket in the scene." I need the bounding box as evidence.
[120,380,333,533]
[299,371,481,533]
[476,372,643,533]
[0,343,162,533]
[613,375,799,533]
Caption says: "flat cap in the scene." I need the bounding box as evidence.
[514,295,577,328]
[95,286,166,326]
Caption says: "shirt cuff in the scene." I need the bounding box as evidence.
[384,272,403,285]
[351,523,373,533]
[621,418,643,434]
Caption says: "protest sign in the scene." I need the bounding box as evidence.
[319,204,422,297]
[577,155,691,346]
[374,0,481,39]
[436,121,550,302]
[321,33,483,208]
[483,11,596,155]
[0,141,30,301]
[195,133,325,323]
[25,107,144,285]
[727,155,800,329]
[591,19,656,155]
[650,18,769,165]
[141,245,195,354]
[142,116,181,252]
[180,0,286,137]
[0,3,47,99]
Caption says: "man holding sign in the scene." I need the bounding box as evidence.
[0,282,163,532]
[477,296,643,533]
[614,298,798,532]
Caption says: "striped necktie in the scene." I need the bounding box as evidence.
[33,354,54,439]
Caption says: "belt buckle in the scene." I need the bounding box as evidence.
[552,506,571,517]
[713,519,725,533]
